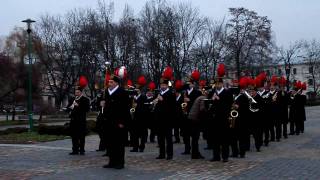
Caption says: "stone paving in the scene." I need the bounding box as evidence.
[0,106,320,180]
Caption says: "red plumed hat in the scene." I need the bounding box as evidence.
[279,76,286,87]
[270,75,279,85]
[191,70,201,82]
[78,76,88,90]
[162,66,173,80]
[148,81,156,91]
[127,79,134,88]
[239,77,249,89]
[174,80,183,91]
[137,75,147,87]
[217,63,225,77]
[302,82,307,90]
[294,81,302,89]
[199,80,206,87]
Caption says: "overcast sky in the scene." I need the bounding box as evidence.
[1,0,320,47]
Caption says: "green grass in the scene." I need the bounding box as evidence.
[0,132,69,144]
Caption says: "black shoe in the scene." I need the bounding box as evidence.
[181,151,191,155]
[270,139,275,142]
[284,136,288,139]
[166,156,173,160]
[103,164,114,168]
[191,154,205,159]
[256,148,261,152]
[296,133,300,135]
[69,152,78,155]
[276,139,280,142]
[156,156,165,159]
[130,149,138,152]
[222,159,229,162]
[113,165,124,169]
[240,155,245,158]
[231,154,238,158]
[139,149,144,152]
[264,143,269,147]
[79,152,85,155]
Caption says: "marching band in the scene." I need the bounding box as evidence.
[68,65,307,170]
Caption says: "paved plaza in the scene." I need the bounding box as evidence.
[0,106,319,180]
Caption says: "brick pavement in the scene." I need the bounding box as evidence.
[0,106,319,180]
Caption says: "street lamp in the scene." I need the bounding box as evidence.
[22,18,36,131]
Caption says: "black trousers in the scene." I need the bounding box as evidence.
[181,118,192,153]
[131,127,148,151]
[98,132,106,151]
[71,135,85,153]
[275,119,282,140]
[252,127,263,150]
[158,127,173,157]
[211,129,230,161]
[230,128,248,157]
[282,122,288,137]
[107,129,126,167]
[190,123,201,156]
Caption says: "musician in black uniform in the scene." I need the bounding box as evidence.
[278,82,289,139]
[145,87,157,143]
[130,85,148,152]
[209,78,233,162]
[289,85,307,135]
[182,78,203,159]
[258,84,270,146]
[67,86,90,155]
[267,82,282,142]
[102,75,130,169]
[174,80,184,144]
[231,80,250,158]
[96,91,107,152]
[248,84,264,152]
[154,78,176,160]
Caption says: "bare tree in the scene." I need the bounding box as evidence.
[226,7,273,80]
[276,41,303,91]
[302,40,320,94]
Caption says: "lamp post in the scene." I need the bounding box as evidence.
[22,18,36,131]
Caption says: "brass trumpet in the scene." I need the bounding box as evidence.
[181,102,187,109]
[229,108,238,128]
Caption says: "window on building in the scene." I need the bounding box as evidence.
[309,66,313,74]
[308,79,313,86]
[293,68,297,75]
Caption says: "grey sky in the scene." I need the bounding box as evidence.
[1,0,320,47]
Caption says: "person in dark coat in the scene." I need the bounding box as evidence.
[102,75,130,169]
[289,87,307,135]
[154,78,176,160]
[96,91,107,152]
[248,86,264,152]
[174,80,184,144]
[258,85,270,146]
[230,86,250,158]
[130,87,148,152]
[182,79,203,158]
[278,85,289,139]
[209,78,233,162]
[67,86,90,155]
